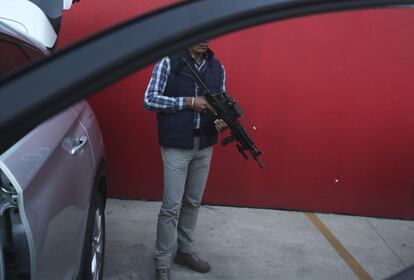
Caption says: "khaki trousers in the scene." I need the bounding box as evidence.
[154,137,213,269]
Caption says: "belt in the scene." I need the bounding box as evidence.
[193,129,201,136]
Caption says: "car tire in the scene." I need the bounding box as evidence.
[81,190,105,280]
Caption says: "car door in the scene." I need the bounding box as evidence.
[0,37,95,279]
[0,103,95,280]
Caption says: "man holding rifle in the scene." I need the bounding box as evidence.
[144,41,227,280]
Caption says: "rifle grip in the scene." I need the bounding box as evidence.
[221,136,235,146]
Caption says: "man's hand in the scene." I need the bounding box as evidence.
[192,97,216,114]
[214,119,228,133]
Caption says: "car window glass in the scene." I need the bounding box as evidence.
[21,45,44,61]
[0,39,29,77]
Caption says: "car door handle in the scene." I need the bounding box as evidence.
[70,136,88,155]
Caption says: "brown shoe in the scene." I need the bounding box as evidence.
[155,268,170,280]
[174,251,211,273]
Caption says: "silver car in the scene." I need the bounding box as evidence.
[0,1,106,280]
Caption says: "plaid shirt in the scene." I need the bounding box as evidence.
[144,55,226,129]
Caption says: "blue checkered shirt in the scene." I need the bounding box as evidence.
[144,56,226,129]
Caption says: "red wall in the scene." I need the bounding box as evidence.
[59,3,414,219]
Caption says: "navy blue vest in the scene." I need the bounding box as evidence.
[157,49,223,149]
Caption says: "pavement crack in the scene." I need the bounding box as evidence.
[366,219,407,268]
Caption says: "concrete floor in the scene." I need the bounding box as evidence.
[103,199,414,280]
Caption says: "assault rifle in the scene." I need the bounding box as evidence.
[180,57,265,169]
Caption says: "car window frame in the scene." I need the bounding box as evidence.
[0,0,412,153]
